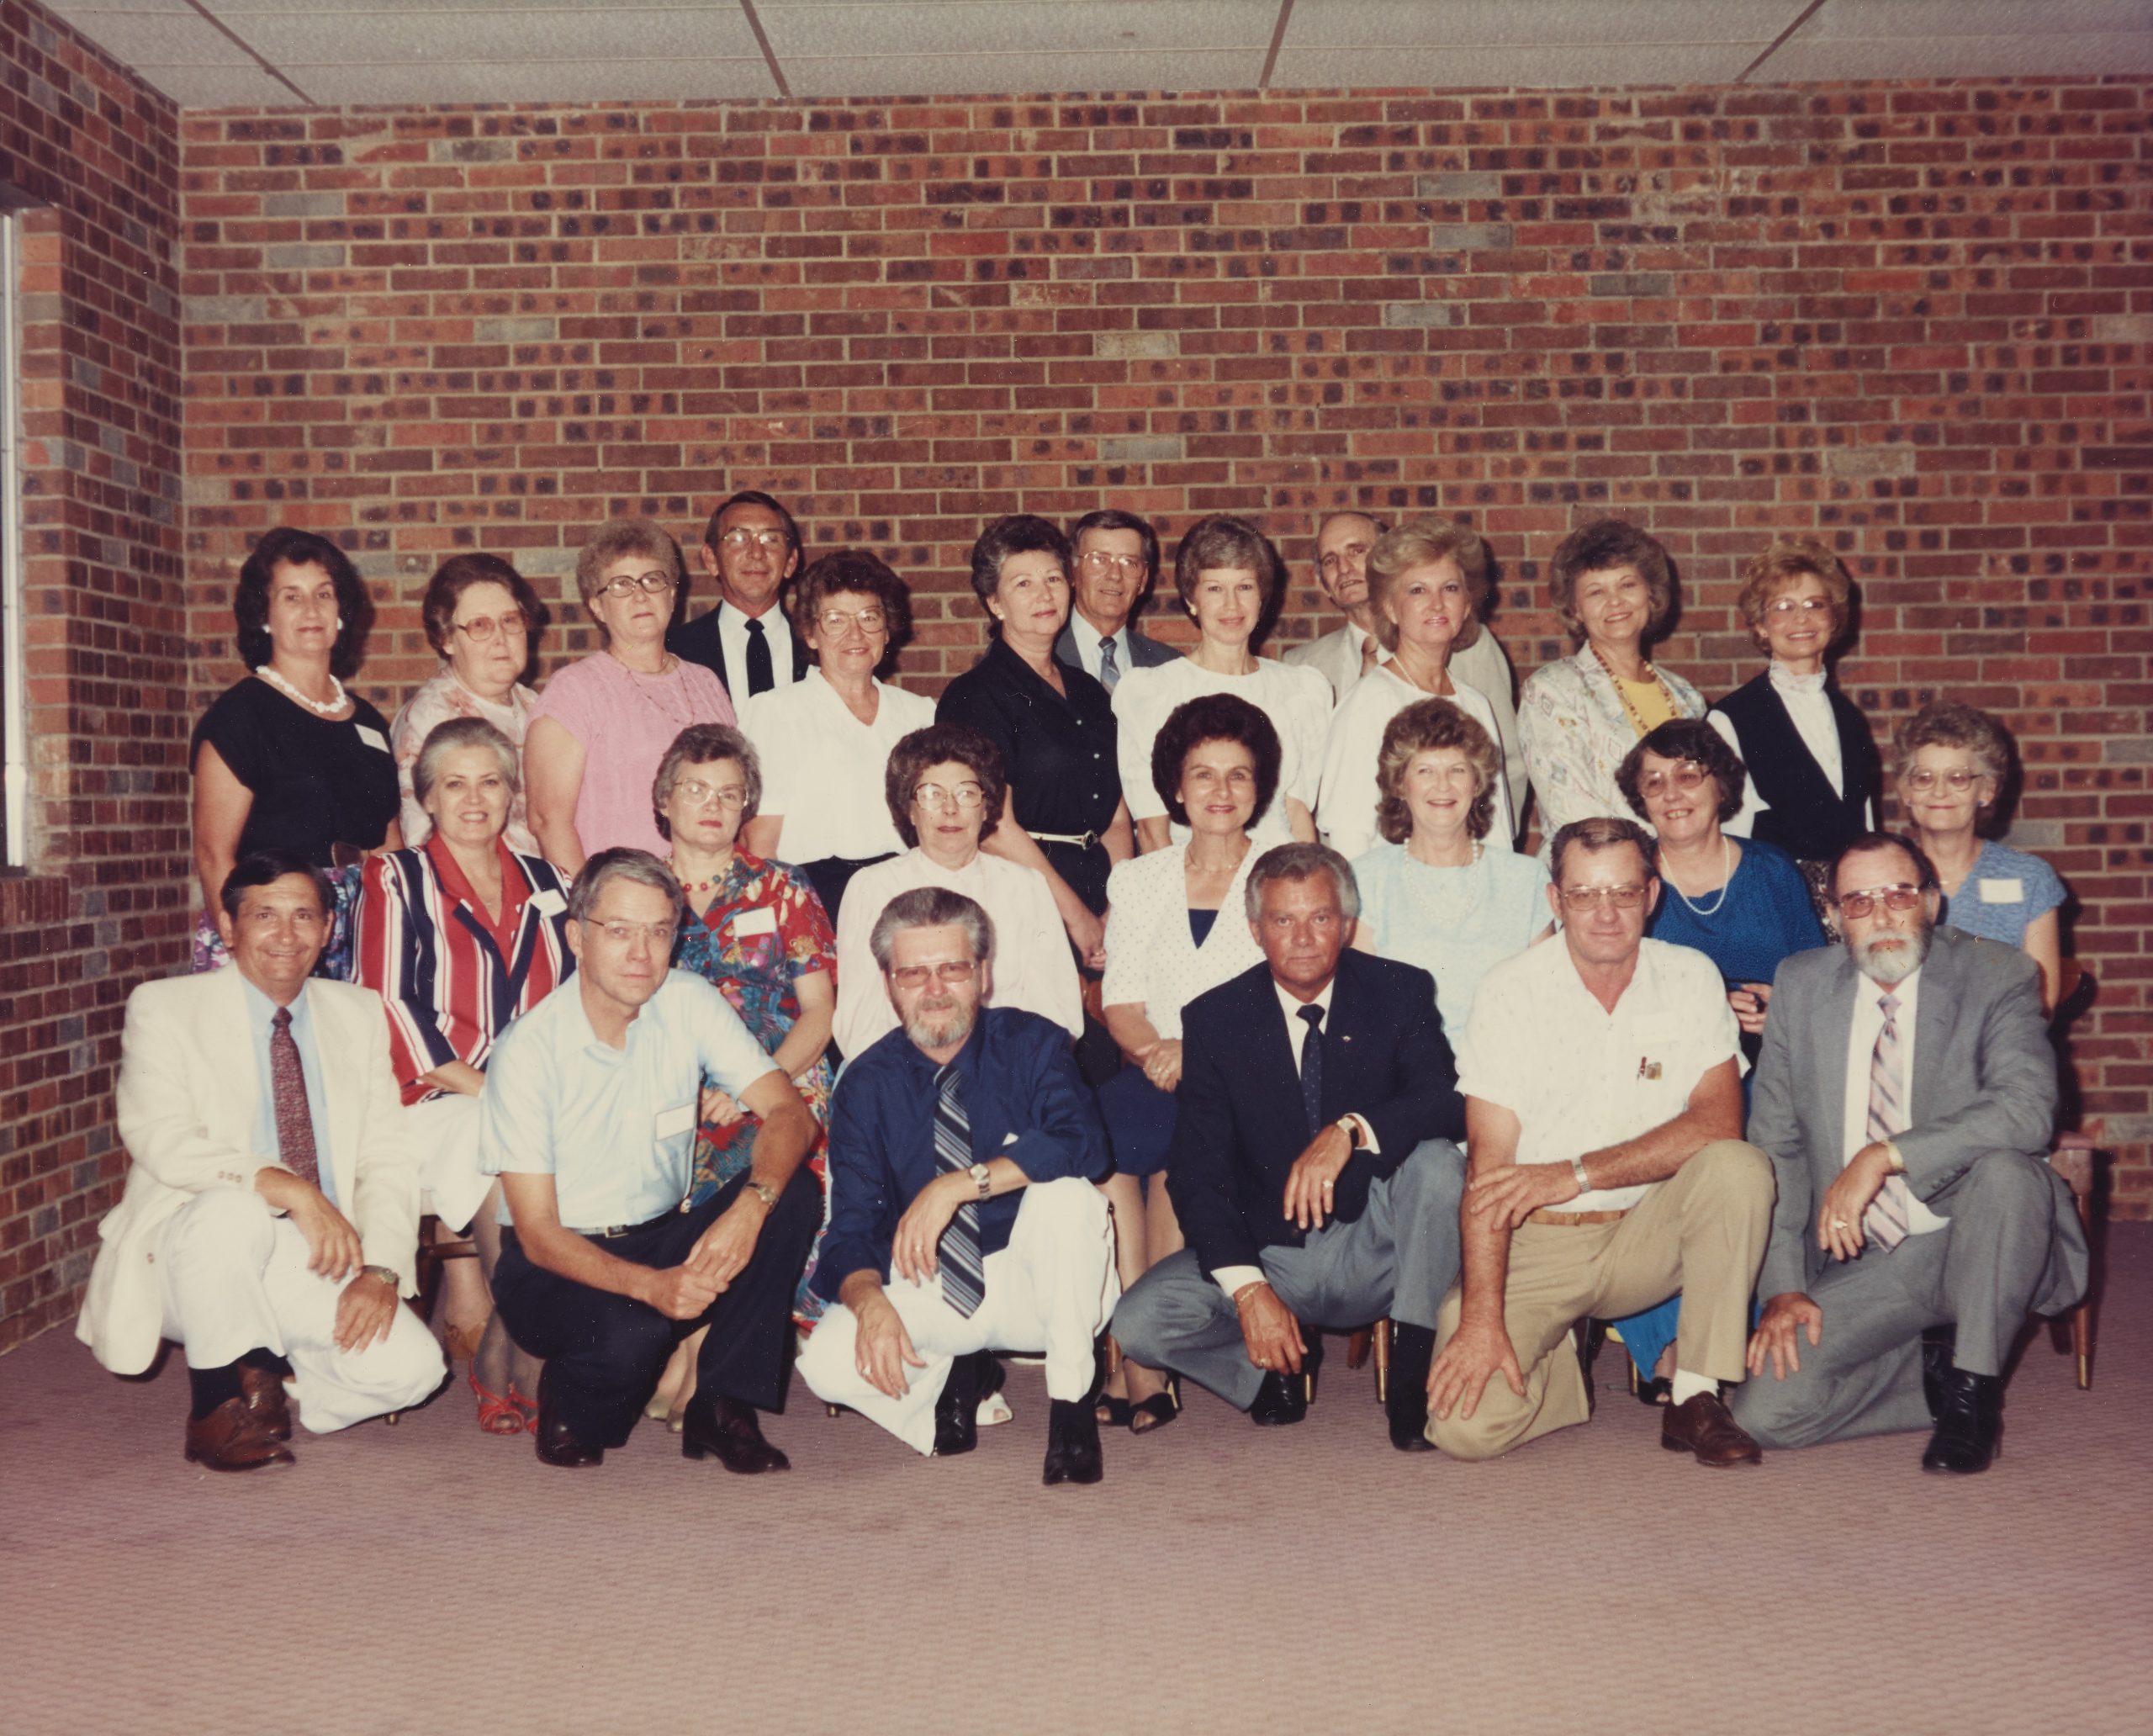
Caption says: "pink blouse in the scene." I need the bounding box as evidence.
[530,651,736,858]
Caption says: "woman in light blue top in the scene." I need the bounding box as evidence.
[1350,698,1550,1040]
[1894,701,2066,1013]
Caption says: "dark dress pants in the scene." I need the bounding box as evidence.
[494,1168,821,1448]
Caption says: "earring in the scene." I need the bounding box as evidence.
[335,616,345,631]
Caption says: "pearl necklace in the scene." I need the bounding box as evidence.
[1667,833,1734,919]
[255,664,348,717]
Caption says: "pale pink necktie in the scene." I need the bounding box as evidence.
[1861,993,1912,1250]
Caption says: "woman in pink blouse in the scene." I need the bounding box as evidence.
[525,517,735,871]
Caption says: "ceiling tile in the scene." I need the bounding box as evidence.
[1791,0,2153,40]
[776,49,1267,98]
[1269,43,1764,88]
[1283,0,1800,50]
[756,1,1277,60]
[283,56,775,103]
[232,8,761,64]
[1762,34,2153,79]
[38,13,252,66]
[124,63,313,105]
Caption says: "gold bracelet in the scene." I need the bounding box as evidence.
[1232,1280,1268,1309]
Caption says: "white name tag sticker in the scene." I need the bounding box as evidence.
[730,906,778,939]
[1978,877,2024,904]
[654,1102,695,1141]
[529,887,567,916]
[1002,1131,1020,1147]
[354,724,389,753]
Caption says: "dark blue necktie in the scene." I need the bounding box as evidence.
[1298,1003,1325,1136]
[743,616,775,696]
[931,1063,986,1318]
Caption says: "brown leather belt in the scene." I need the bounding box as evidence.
[1526,1209,1631,1227]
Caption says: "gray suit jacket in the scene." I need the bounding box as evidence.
[1748,928,2086,1311]
[1054,617,1177,675]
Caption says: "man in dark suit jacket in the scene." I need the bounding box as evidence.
[668,490,812,701]
[1110,843,1467,1451]
[1732,833,2087,1473]
[1052,508,1180,690]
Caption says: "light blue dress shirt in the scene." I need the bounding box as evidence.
[479,969,781,1232]
[241,976,336,1206]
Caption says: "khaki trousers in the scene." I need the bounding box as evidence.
[1431,1139,1772,1461]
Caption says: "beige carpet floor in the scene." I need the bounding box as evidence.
[3,1225,2145,1736]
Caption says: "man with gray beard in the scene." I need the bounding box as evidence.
[1732,833,2087,1472]
[796,888,1118,1484]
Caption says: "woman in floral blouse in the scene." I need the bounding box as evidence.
[644,722,838,1426]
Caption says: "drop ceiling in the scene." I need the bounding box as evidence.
[39,0,2153,110]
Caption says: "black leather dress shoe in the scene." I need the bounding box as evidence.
[1921,1367,2002,1474]
[1041,1397,1103,1485]
[1385,1322,1437,1453]
[532,1372,604,1469]
[1921,1323,1958,1421]
[1248,1368,1309,1426]
[681,1395,791,1473]
[933,1351,982,1457]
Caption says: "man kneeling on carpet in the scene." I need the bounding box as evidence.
[1428,817,1775,1466]
[78,850,447,1471]
[479,848,822,1470]
[796,888,1119,1485]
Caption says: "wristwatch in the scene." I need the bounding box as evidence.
[1880,1141,1907,1175]
[1569,1155,1592,1196]
[745,1180,779,1211]
[967,1162,992,1201]
[361,1263,399,1290]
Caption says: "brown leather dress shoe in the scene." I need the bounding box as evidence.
[236,1363,293,1442]
[1661,1390,1764,1468]
[184,1396,297,1472]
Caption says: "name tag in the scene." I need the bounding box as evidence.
[654,1102,695,1141]
[354,724,389,753]
[730,906,778,939]
[1978,877,2023,904]
[530,887,567,916]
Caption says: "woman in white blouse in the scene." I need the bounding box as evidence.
[831,722,1083,1058]
[1112,513,1330,854]
[1316,517,1516,859]
[1094,694,1276,1433]
[737,550,935,930]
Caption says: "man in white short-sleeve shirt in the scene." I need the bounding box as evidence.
[481,849,821,1473]
[1426,816,1775,1465]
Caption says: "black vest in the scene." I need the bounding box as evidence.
[1712,672,1879,864]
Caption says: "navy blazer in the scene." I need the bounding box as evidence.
[1053,617,1179,675]
[1166,950,1465,1278]
[668,602,812,701]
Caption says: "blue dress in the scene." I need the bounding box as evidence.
[1942,840,2066,947]
[1352,842,1551,1039]
[1615,839,1826,1381]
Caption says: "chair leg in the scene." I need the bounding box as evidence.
[2072,1301,2092,1390]
[1345,1326,1373,1370]
[1372,1319,1390,1406]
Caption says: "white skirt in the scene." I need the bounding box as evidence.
[407,1092,490,1233]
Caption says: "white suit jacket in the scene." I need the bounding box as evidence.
[76,969,421,1375]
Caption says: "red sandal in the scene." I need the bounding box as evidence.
[506,1381,540,1432]
[470,1371,524,1435]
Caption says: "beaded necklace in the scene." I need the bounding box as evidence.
[1587,640,1675,739]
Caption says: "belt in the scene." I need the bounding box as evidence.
[1525,1208,1631,1227]
[583,1204,689,1241]
[1029,828,1099,849]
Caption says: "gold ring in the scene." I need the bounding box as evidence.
[1830,1218,1850,1230]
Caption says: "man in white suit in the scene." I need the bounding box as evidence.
[77,850,445,1471]
[1284,511,1527,823]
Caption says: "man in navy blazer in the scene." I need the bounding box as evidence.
[1111,843,1468,1451]
[668,490,813,701]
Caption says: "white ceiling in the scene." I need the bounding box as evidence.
[40,0,2153,109]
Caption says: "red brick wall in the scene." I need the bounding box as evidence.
[0,3,184,1349]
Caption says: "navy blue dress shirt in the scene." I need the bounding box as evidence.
[811,1008,1108,1299]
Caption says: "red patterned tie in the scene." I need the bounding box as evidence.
[270,1008,320,1188]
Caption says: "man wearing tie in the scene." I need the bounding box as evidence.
[796,888,1119,1484]
[1732,833,2086,1473]
[668,490,813,701]
[1054,509,1179,691]
[1109,843,1469,1452]
[77,851,447,1471]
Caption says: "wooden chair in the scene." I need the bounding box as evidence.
[2047,959,2100,1389]
[384,1211,479,1426]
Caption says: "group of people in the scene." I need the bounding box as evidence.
[75,492,2085,1489]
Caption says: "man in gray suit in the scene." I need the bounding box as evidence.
[1732,832,2087,1474]
[1283,510,1526,822]
[1054,509,1178,691]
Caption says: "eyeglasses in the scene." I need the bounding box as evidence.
[888,961,979,989]
[817,607,888,636]
[674,780,748,810]
[718,527,790,553]
[592,919,678,946]
[1558,883,1649,911]
[1078,551,1146,575]
[914,782,985,812]
[1636,763,1710,798]
[597,571,678,600]
[1764,595,1833,617]
[1902,766,1983,793]
[1833,884,1925,919]
[452,611,529,644]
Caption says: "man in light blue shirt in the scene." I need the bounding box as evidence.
[482,849,820,1472]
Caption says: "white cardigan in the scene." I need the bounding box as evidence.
[1518,646,1706,839]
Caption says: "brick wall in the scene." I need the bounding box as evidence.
[0,3,184,1350]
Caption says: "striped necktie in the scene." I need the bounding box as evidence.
[1097,635,1120,692]
[932,1062,986,1317]
[1862,992,1913,1250]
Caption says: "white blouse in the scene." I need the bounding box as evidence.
[737,669,936,865]
[1315,664,1515,863]
[1111,654,1333,847]
[1100,843,1267,1040]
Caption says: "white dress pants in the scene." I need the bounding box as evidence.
[156,1188,446,1433]
[406,1092,490,1234]
[797,1178,1119,1455]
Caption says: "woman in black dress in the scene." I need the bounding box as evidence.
[191,528,401,973]
[936,515,1133,972]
